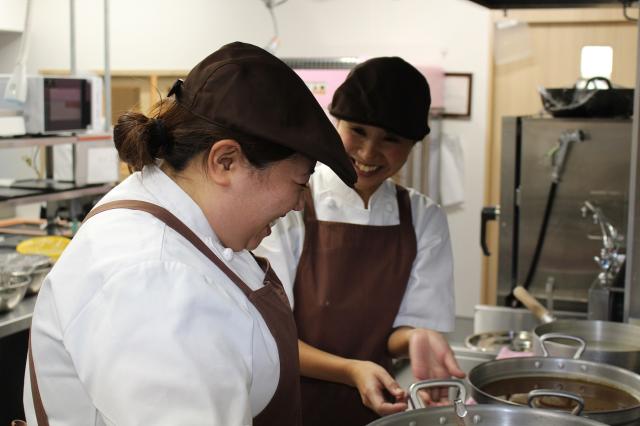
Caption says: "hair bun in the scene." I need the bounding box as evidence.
[148,118,171,157]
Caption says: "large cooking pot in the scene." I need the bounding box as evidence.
[367,379,606,426]
[514,285,640,373]
[467,337,640,425]
[539,77,633,118]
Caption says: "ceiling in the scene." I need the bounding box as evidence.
[467,0,625,8]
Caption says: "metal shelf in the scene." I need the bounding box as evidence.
[0,183,115,206]
[0,133,112,149]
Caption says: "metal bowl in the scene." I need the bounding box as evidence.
[0,272,31,313]
[465,330,533,354]
[26,263,50,295]
[0,252,51,296]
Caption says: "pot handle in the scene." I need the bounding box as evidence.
[408,379,467,414]
[584,76,612,90]
[528,389,585,416]
[539,333,586,359]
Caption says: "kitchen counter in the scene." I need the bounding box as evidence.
[0,295,35,339]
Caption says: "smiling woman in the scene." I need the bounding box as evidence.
[20,42,355,426]
[337,121,414,207]
[256,56,461,426]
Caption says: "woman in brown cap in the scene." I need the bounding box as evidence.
[21,42,355,426]
[256,56,464,425]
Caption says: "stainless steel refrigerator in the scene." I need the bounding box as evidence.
[484,117,632,312]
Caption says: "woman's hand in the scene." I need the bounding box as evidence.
[346,360,408,416]
[409,328,464,380]
[408,328,465,404]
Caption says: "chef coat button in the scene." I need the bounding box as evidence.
[385,203,394,213]
[222,248,234,261]
[326,198,337,209]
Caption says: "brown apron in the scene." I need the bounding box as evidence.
[294,186,417,426]
[22,200,301,426]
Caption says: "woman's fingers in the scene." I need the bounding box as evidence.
[444,352,465,379]
[375,400,409,416]
[364,382,408,416]
[380,371,407,401]
[353,361,409,416]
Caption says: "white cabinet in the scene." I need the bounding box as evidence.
[0,0,27,33]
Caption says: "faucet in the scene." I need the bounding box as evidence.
[580,201,625,286]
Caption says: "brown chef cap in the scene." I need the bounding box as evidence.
[167,42,357,187]
[329,57,431,141]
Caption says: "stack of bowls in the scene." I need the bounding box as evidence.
[0,252,52,313]
[0,256,32,313]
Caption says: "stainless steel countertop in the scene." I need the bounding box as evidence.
[445,316,474,347]
[0,295,35,339]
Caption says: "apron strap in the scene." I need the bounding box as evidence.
[301,188,317,222]
[84,200,254,296]
[394,184,414,227]
[28,332,49,426]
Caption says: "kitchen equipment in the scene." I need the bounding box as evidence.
[483,117,631,312]
[465,330,533,353]
[540,77,633,118]
[0,260,31,312]
[0,252,51,295]
[468,334,640,425]
[514,285,640,372]
[367,379,607,426]
[0,74,103,136]
[472,303,585,333]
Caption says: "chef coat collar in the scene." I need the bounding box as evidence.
[140,165,220,244]
[313,164,396,209]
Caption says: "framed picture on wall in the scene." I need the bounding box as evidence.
[443,72,472,118]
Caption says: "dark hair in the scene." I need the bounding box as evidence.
[113,98,296,172]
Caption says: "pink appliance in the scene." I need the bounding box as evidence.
[282,57,444,113]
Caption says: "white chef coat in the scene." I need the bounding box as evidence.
[24,165,280,426]
[255,164,455,332]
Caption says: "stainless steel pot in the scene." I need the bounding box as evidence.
[367,380,606,426]
[514,285,640,373]
[467,338,640,425]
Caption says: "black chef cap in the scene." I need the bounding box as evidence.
[167,42,357,187]
[329,57,431,141]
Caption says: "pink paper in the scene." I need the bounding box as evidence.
[496,346,535,359]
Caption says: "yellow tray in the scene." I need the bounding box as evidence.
[17,236,71,262]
